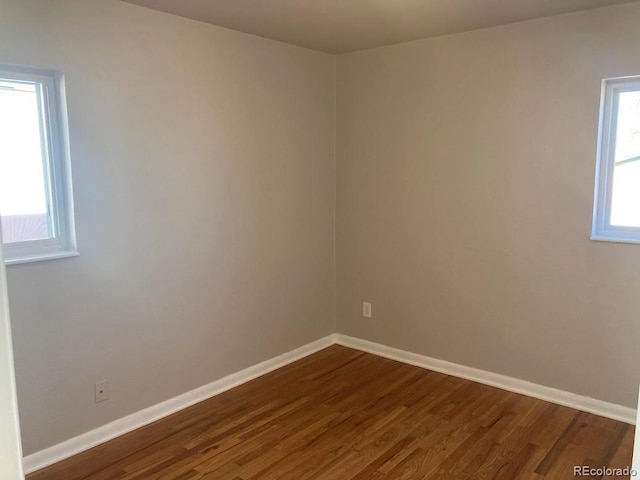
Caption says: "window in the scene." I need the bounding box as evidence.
[0,65,77,264]
[592,76,640,243]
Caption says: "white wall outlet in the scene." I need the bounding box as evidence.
[94,380,108,403]
[362,302,372,318]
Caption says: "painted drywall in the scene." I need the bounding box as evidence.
[0,244,24,479]
[0,0,335,455]
[121,0,638,54]
[336,3,640,408]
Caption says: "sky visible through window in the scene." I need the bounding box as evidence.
[0,78,53,244]
[611,90,640,228]
[0,79,49,217]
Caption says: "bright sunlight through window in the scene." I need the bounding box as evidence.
[592,77,640,243]
[0,65,77,264]
[0,80,52,242]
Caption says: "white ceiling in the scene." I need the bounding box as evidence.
[121,0,638,54]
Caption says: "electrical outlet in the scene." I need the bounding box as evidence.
[362,302,372,318]
[95,380,108,403]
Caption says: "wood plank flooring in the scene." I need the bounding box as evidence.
[28,345,634,479]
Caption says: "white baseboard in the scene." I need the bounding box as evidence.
[22,334,336,474]
[24,332,636,474]
[334,334,636,425]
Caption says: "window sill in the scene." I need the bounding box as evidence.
[5,250,79,266]
[590,235,640,245]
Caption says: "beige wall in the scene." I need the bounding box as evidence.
[0,0,335,455]
[0,243,24,478]
[337,3,640,408]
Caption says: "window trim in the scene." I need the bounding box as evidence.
[591,76,640,244]
[0,64,78,265]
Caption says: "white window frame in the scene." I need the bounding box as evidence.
[592,76,640,244]
[0,64,78,265]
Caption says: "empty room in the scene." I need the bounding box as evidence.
[2,0,640,478]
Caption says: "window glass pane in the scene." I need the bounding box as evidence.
[610,90,640,227]
[0,79,53,243]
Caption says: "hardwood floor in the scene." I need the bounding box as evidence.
[28,345,634,480]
